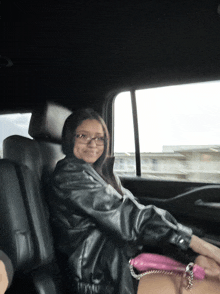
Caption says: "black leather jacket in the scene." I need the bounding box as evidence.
[49,156,192,294]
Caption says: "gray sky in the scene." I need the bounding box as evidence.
[0,113,31,148]
[114,81,220,153]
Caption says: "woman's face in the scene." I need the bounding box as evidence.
[73,119,105,164]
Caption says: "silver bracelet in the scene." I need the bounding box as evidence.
[185,262,194,290]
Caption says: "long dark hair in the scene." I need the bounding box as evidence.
[62,108,110,169]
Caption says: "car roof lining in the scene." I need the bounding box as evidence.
[2,0,220,111]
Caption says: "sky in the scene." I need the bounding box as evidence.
[0,113,31,150]
[114,80,220,153]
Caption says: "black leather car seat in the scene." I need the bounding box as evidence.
[4,101,72,179]
[0,158,59,294]
[2,101,72,293]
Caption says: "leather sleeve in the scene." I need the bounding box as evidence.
[52,158,192,251]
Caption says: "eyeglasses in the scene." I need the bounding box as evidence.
[75,134,106,146]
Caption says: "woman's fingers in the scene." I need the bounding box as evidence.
[190,235,220,265]
[204,269,220,280]
[195,255,220,280]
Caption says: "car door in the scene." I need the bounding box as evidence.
[108,83,220,248]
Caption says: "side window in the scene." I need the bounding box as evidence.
[114,92,136,177]
[114,81,220,183]
[0,113,31,157]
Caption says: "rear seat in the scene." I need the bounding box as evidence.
[2,101,72,293]
[4,101,72,178]
[0,159,59,293]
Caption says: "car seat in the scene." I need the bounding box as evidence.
[2,101,72,293]
[4,101,72,179]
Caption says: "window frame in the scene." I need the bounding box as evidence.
[104,89,142,177]
[106,81,220,182]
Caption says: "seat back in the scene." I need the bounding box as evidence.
[0,159,36,272]
[0,158,54,269]
[4,101,72,179]
[0,158,63,294]
[2,101,72,293]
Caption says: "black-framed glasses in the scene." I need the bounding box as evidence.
[75,134,106,146]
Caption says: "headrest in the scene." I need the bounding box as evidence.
[3,135,43,178]
[28,101,72,143]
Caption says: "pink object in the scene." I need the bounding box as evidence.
[130,253,205,280]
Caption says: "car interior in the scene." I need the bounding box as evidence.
[1,0,220,293]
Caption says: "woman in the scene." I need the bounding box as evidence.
[49,108,220,294]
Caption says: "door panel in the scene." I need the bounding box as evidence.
[120,176,220,246]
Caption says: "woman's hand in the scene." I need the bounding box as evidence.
[0,260,8,294]
[195,255,220,280]
[190,235,220,280]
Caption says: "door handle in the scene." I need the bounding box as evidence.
[194,199,220,209]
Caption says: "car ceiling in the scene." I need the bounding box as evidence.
[1,0,220,112]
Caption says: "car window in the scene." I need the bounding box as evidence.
[114,91,136,176]
[114,81,220,183]
[0,113,31,157]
